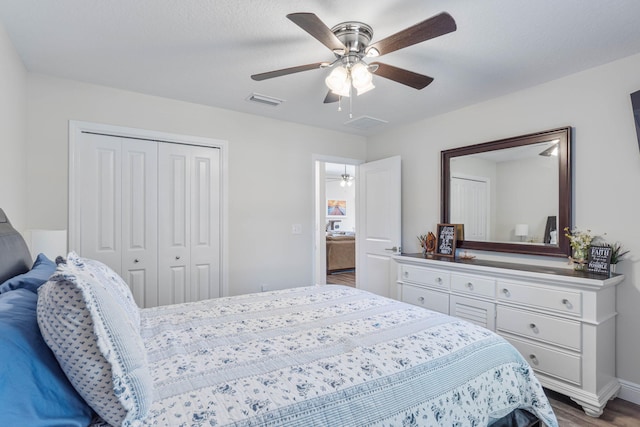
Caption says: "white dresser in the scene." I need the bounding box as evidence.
[395,254,624,417]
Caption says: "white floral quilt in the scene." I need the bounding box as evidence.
[91,285,557,426]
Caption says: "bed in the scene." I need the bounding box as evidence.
[0,208,557,427]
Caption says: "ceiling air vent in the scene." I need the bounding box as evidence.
[246,93,285,107]
[344,115,388,130]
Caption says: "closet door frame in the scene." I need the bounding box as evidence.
[68,120,229,297]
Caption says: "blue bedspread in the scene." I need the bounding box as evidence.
[93,285,557,426]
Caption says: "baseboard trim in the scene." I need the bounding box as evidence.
[618,379,640,405]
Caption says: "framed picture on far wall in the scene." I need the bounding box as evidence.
[327,199,346,216]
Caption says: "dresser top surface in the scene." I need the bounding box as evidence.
[396,253,624,287]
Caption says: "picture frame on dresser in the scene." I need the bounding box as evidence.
[435,223,457,257]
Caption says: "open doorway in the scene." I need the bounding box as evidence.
[314,158,361,287]
[325,162,356,287]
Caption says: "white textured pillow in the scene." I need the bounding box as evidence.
[65,251,141,329]
[37,257,152,427]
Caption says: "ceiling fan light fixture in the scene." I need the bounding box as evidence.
[326,66,351,97]
[355,81,375,96]
[351,62,374,95]
[339,165,354,187]
[351,62,372,85]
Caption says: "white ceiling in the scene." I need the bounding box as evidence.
[2,0,640,136]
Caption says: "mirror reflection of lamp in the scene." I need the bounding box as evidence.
[515,224,529,242]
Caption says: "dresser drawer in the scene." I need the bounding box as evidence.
[400,265,449,290]
[505,336,581,385]
[497,281,581,316]
[451,273,495,298]
[497,306,581,351]
[401,284,449,314]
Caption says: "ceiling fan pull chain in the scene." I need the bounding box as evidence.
[349,87,353,119]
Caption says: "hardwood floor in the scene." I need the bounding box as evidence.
[326,270,356,287]
[546,389,640,426]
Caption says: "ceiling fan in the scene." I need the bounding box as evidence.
[251,11,457,105]
[325,164,355,187]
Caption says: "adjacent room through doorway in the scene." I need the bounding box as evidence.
[318,161,357,287]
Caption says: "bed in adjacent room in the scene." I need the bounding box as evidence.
[0,208,556,427]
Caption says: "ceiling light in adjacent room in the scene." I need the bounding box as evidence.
[340,164,354,187]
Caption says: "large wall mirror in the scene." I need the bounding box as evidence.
[441,127,572,257]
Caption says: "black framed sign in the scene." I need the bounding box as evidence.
[436,223,457,258]
[587,245,612,275]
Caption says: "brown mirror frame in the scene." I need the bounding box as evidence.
[441,127,572,258]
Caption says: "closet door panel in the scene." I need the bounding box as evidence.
[158,144,191,305]
[78,133,122,275]
[73,125,224,308]
[191,147,221,300]
[122,140,158,308]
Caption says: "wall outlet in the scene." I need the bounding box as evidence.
[291,224,302,234]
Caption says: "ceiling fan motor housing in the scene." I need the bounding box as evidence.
[330,21,373,62]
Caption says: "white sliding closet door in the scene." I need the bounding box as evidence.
[78,133,159,307]
[158,143,221,305]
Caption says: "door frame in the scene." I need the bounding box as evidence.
[68,120,230,296]
[312,154,363,286]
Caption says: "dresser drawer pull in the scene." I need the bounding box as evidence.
[466,282,474,290]
[501,288,511,297]
[562,298,573,309]
[436,277,443,284]
[529,323,539,333]
[418,296,425,303]
[529,354,539,365]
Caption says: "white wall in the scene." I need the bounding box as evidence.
[0,23,27,231]
[367,53,640,391]
[25,74,366,296]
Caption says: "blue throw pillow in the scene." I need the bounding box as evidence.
[0,253,56,294]
[0,288,94,426]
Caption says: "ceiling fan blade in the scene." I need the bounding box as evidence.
[287,13,347,53]
[323,90,340,104]
[366,12,456,57]
[251,62,325,81]
[370,62,434,89]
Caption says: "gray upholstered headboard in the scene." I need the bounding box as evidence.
[0,209,32,283]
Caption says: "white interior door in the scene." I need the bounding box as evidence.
[78,133,122,272]
[158,143,221,305]
[71,121,226,308]
[190,146,221,301]
[121,139,158,308]
[356,156,401,297]
[158,143,191,305]
[77,133,158,308]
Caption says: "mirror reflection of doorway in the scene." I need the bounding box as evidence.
[450,174,490,242]
[325,162,356,287]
